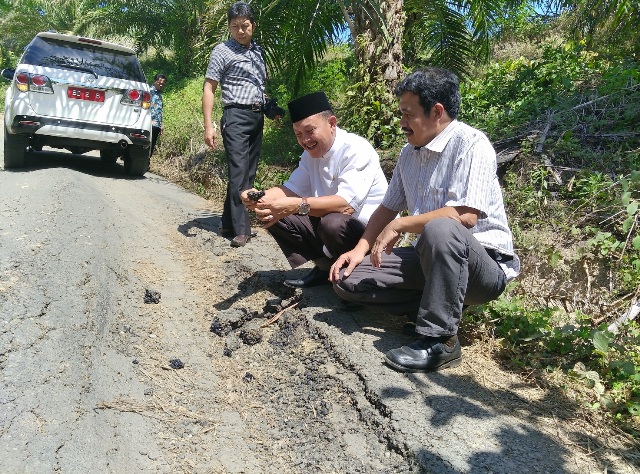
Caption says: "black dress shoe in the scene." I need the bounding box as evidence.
[230,234,251,247]
[221,228,257,238]
[384,336,462,372]
[283,266,330,288]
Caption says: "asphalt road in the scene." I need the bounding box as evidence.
[1,124,635,473]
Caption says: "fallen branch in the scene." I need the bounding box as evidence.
[608,301,640,333]
[260,301,300,328]
[536,110,554,155]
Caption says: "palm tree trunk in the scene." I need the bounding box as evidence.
[353,0,404,94]
[341,0,404,148]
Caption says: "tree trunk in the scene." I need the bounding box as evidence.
[353,0,404,94]
[341,0,404,148]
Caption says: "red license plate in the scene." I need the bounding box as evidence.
[67,87,104,102]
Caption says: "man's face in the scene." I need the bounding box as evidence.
[398,91,439,147]
[292,113,337,159]
[229,16,254,47]
[153,78,166,91]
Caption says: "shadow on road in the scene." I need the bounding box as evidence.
[178,214,222,237]
[302,288,634,473]
[2,149,143,179]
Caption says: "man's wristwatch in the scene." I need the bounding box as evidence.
[297,197,310,216]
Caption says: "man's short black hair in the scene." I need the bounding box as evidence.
[395,67,461,120]
[154,73,167,82]
[228,1,255,23]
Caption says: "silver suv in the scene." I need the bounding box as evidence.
[2,32,152,176]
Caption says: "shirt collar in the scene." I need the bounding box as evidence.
[229,38,255,51]
[414,120,459,153]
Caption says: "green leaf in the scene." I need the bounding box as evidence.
[592,331,612,353]
[633,235,640,250]
[627,201,638,216]
[520,331,544,342]
[621,179,630,192]
[616,361,635,376]
[621,191,632,205]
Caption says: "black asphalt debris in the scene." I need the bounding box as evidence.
[144,289,161,304]
[264,288,303,313]
[242,372,254,383]
[208,307,255,336]
[169,358,184,369]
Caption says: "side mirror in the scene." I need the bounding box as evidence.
[1,69,15,81]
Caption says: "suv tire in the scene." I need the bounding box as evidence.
[4,130,29,169]
[124,146,150,176]
[100,149,121,164]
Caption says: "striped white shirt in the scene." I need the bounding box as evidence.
[205,38,266,107]
[284,127,388,224]
[383,120,520,278]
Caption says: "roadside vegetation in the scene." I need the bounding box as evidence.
[1,0,638,447]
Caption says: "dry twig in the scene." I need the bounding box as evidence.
[260,302,300,328]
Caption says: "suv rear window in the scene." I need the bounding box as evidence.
[20,36,146,82]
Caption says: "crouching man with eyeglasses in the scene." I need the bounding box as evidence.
[329,67,521,373]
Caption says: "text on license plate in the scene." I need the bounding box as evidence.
[67,87,104,102]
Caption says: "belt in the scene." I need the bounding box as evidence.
[224,103,263,112]
[485,248,513,263]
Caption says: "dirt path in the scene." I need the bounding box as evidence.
[0,140,637,472]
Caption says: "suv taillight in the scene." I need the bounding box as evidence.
[142,91,151,109]
[121,89,149,108]
[14,72,53,94]
[15,72,29,92]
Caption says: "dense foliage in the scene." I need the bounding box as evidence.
[460,38,639,428]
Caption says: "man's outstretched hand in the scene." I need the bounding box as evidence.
[329,249,366,282]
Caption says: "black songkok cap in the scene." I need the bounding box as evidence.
[287,91,332,123]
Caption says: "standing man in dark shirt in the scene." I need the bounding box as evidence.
[202,1,267,247]
[149,73,166,156]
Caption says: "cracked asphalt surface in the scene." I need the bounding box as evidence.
[1,125,637,472]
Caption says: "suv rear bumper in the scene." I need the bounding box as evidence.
[8,115,151,147]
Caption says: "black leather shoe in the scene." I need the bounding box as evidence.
[384,336,462,372]
[221,228,257,238]
[283,266,329,288]
[230,234,251,247]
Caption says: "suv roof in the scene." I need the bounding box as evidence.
[20,32,146,83]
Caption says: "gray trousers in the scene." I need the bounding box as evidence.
[268,213,366,268]
[333,218,507,337]
[220,107,264,236]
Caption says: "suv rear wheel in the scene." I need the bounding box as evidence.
[4,130,29,168]
[124,146,149,176]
